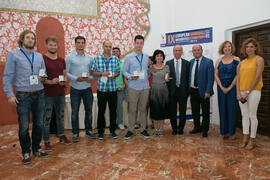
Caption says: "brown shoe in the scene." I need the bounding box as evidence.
[44,142,52,152]
[246,138,256,150]
[60,135,72,145]
[240,134,249,148]
[228,135,236,140]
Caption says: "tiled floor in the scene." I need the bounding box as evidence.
[1,121,270,180]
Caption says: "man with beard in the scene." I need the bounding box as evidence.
[3,30,48,165]
[42,36,71,152]
[66,36,95,142]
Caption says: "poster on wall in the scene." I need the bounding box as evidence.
[160,27,213,121]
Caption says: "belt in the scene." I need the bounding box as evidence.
[191,87,198,90]
[16,89,44,95]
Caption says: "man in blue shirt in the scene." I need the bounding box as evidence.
[3,30,48,165]
[90,40,120,140]
[123,35,150,139]
[66,36,95,142]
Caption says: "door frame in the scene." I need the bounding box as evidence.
[225,19,270,137]
[225,19,270,42]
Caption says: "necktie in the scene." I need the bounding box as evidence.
[194,59,199,87]
[176,60,180,86]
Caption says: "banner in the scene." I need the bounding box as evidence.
[162,27,213,47]
[160,27,213,120]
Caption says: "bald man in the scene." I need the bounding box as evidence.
[189,45,214,137]
[166,45,190,135]
[91,40,120,140]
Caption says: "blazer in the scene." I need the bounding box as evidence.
[189,56,214,98]
[166,58,190,97]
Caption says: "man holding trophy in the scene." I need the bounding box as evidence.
[42,36,71,152]
[3,30,48,165]
[66,36,95,142]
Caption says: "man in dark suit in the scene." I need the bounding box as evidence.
[189,45,214,137]
[166,45,190,135]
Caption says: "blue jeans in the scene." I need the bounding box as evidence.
[116,89,124,125]
[70,87,93,135]
[43,95,65,142]
[16,93,45,155]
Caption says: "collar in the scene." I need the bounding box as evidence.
[75,51,85,56]
[195,56,203,61]
[132,51,143,57]
[20,48,34,54]
[174,58,182,63]
[101,53,113,60]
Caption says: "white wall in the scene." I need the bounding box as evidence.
[144,0,270,124]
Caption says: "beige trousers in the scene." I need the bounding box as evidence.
[127,88,149,132]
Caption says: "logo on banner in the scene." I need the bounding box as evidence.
[161,27,213,47]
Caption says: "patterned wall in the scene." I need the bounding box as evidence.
[0,0,98,17]
[0,0,150,62]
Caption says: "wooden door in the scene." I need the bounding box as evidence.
[233,23,270,137]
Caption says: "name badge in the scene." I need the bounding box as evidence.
[138,71,145,79]
[101,76,107,84]
[30,75,38,85]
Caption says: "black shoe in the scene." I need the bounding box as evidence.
[111,132,118,139]
[124,131,134,140]
[141,130,150,138]
[34,149,48,158]
[72,134,79,142]
[178,130,184,135]
[98,133,104,140]
[86,131,96,139]
[22,153,31,165]
[189,129,201,134]
[172,131,177,135]
[202,132,208,137]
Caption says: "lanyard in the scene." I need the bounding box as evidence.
[135,54,143,71]
[20,48,34,74]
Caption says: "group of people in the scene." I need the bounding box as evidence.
[215,39,264,150]
[3,30,264,165]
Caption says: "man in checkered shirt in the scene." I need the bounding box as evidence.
[91,40,120,140]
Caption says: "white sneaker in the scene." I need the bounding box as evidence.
[118,124,125,130]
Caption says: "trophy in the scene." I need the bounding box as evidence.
[39,69,47,79]
[82,72,88,78]
[59,75,65,83]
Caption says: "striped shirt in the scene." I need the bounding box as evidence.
[91,54,120,92]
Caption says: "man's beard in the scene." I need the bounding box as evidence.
[48,50,57,54]
[23,43,35,50]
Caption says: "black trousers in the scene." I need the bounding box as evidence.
[169,88,188,133]
[97,91,117,134]
[190,88,210,133]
